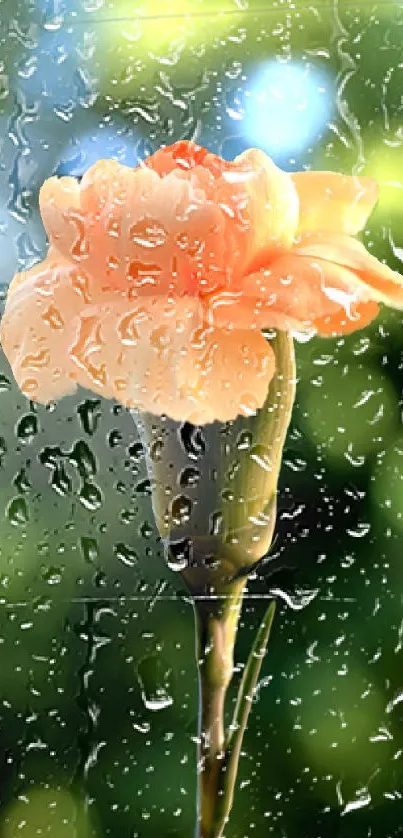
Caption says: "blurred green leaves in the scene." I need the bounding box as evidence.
[298,359,398,466]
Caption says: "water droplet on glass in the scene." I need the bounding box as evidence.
[77,399,102,436]
[346,522,371,538]
[128,441,144,462]
[179,466,201,488]
[69,440,97,478]
[170,494,192,526]
[137,656,173,712]
[108,429,123,448]
[114,542,138,568]
[165,537,192,572]
[0,373,11,392]
[79,481,103,511]
[7,496,29,526]
[269,586,319,610]
[16,413,38,442]
[42,566,63,586]
[51,462,72,496]
[80,536,99,564]
[179,422,206,459]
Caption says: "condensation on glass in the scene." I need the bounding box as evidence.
[0,2,402,836]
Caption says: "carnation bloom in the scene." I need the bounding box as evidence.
[1,140,402,425]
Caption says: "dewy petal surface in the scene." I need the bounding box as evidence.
[39,176,85,262]
[210,255,375,333]
[291,171,379,236]
[0,250,87,402]
[233,148,299,272]
[313,300,380,337]
[1,140,402,425]
[294,232,403,308]
[175,325,275,423]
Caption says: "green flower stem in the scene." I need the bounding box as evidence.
[192,331,296,838]
[194,579,246,838]
[216,600,276,836]
[193,590,276,838]
[134,330,296,838]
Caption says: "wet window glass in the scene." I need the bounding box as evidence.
[1,2,403,836]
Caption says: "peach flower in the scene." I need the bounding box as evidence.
[1,140,402,425]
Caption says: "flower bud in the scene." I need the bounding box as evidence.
[134,331,296,597]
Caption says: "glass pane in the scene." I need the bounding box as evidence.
[1,1,403,836]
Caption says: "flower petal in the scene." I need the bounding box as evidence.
[175,326,275,423]
[313,300,380,337]
[147,143,300,285]
[79,158,232,297]
[0,251,87,402]
[39,176,85,261]
[203,289,303,332]
[122,170,229,297]
[69,295,205,419]
[144,140,231,179]
[291,171,379,236]
[206,254,381,335]
[294,231,403,308]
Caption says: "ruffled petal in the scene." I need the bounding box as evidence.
[79,158,232,297]
[175,326,275,423]
[0,251,87,402]
[67,292,275,424]
[68,295,205,418]
[39,176,86,261]
[144,140,232,179]
[232,148,299,273]
[291,171,379,236]
[79,159,153,288]
[294,231,403,308]
[146,142,300,286]
[313,300,380,337]
[122,170,228,297]
[206,254,380,335]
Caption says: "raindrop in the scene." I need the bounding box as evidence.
[179,466,201,488]
[386,690,403,714]
[165,537,192,572]
[0,373,11,392]
[209,510,223,536]
[179,422,206,459]
[341,791,371,815]
[0,437,7,463]
[137,656,173,712]
[80,536,99,564]
[250,444,273,472]
[6,496,29,526]
[170,494,192,526]
[69,440,97,478]
[236,430,252,450]
[108,429,123,448]
[16,413,38,442]
[13,467,31,493]
[114,542,138,568]
[269,587,319,610]
[39,445,62,469]
[346,522,371,538]
[79,481,103,511]
[128,441,144,462]
[42,567,63,586]
[150,439,164,462]
[51,462,72,496]
[77,399,102,436]
[139,520,153,539]
[135,479,152,496]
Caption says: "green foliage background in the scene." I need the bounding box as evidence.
[1,1,403,835]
